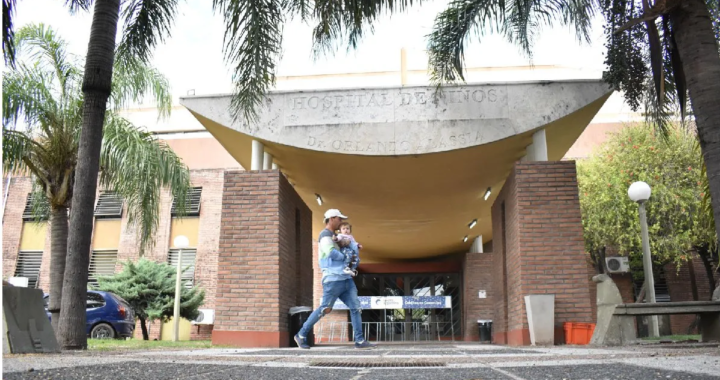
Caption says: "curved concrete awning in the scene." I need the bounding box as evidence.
[181,80,612,262]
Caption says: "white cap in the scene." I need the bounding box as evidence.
[324,209,348,221]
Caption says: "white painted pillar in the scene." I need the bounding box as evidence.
[251,140,264,170]
[521,143,535,162]
[271,163,278,170]
[470,235,484,253]
[263,152,273,170]
[532,129,548,161]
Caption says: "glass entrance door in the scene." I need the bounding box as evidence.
[354,273,462,341]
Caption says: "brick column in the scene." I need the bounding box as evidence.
[462,253,494,341]
[212,170,312,348]
[490,161,592,346]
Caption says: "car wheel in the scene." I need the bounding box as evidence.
[90,323,115,339]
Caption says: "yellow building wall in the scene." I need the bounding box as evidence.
[160,317,192,341]
[92,220,122,249]
[19,222,48,250]
[169,218,199,248]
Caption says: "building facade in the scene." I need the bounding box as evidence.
[2,68,714,345]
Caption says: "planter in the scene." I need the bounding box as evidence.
[524,294,555,346]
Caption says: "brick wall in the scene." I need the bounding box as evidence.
[491,161,593,345]
[3,170,225,342]
[2,177,34,280]
[462,252,494,341]
[278,174,314,332]
[213,170,312,347]
[664,253,719,335]
[2,177,53,291]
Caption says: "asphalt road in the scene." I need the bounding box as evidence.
[4,361,720,380]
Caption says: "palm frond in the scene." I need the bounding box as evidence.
[428,0,597,86]
[15,24,80,98]
[117,0,179,63]
[641,87,673,138]
[213,0,284,123]
[3,64,62,133]
[1,128,42,175]
[602,0,647,112]
[3,0,16,67]
[99,114,191,254]
[427,0,506,84]
[64,0,93,14]
[28,182,52,222]
[310,0,422,58]
[663,15,687,120]
[282,0,313,21]
[642,0,664,107]
[110,53,172,117]
[706,0,719,51]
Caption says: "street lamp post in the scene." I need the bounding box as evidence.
[172,235,190,342]
[628,181,660,338]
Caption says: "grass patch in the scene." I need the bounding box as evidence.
[87,338,213,351]
[641,334,701,341]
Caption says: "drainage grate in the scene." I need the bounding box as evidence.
[311,362,446,368]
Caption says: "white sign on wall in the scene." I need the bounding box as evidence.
[370,296,403,309]
[478,290,487,299]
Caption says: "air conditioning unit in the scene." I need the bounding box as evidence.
[191,309,215,325]
[605,256,630,274]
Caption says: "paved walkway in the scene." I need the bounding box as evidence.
[3,342,720,379]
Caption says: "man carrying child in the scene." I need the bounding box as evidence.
[294,209,376,349]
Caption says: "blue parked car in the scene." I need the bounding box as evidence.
[44,290,135,339]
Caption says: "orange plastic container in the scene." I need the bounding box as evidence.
[563,322,596,345]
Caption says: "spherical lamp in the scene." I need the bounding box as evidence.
[628,181,652,202]
[173,235,189,248]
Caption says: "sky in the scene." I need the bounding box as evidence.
[13,0,610,105]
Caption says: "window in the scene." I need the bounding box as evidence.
[14,251,43,288]
[94,191,123,218]
[22,194,49,221]
[167,248,197,288]
[86,292,106,309]
[88,250,118,286]
[171,187,202,217]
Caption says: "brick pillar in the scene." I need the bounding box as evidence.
[462,252,494,341]
[212,170,312,348]
[490,161,592,346]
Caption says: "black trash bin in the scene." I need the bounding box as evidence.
[478,320,493,343]
[289,306,314,347]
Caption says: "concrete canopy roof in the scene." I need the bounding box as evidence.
[181,80,612,263]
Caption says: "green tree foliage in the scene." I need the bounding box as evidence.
[95,258,205,340]
[578,123,715,272]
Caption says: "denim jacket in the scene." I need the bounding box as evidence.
[318,229,359,283]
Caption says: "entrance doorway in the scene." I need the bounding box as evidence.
[355,273,462,341]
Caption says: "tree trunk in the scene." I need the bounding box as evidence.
[139,317,149,341]
[57,0,120,350]
[48,205,68,334]
[671,1,720,246]
[688,253,700,301]
[696,245,717,299]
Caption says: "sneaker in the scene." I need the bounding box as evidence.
[294,334,310,349]
[354,340,377,349]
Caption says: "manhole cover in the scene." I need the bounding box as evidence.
[310,362,446,368]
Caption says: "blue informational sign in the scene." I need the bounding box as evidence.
[332,296,451,310]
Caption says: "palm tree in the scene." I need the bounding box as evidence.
[3,0,284,349]
[424,0,720,243]
[2,24,191,338]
